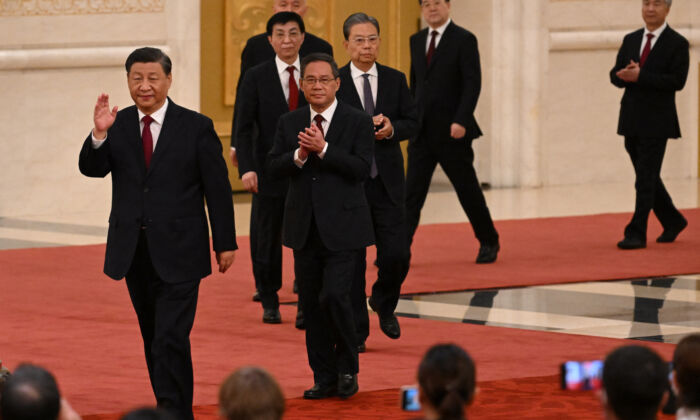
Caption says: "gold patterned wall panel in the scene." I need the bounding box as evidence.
[0,0,164,16]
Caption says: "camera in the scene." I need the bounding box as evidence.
[560,360,604,391]
[401,385,421,411]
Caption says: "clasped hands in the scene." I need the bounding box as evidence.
[616,60,640,83]
[297,125,327,160]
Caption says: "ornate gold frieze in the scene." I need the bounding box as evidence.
[223,0,329,105]
[0,0,164,16]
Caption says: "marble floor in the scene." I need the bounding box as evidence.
[2,177,699,343]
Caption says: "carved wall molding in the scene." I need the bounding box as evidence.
[0,45,169,70]
[223,0,329,105]
[549,26,700,51]
[0,0,164,17]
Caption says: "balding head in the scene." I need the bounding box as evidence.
[273,0,307,16]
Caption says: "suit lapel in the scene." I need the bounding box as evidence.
[643,25,671,66]
[375,63,387,112]
[630,29,644,62]
[147,99,181,176]
[121,106,146,171]
[340,64,364,110]
[325,101,348,146]
[428,22,454,72]
[413,29,428,77]
[265,60,290,110]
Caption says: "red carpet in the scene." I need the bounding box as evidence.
[0,210,693,417]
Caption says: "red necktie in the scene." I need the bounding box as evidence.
[313,114,325,137]
[287,66,299,111]
[640,33,654,67]
[426,30,438,66]
[142,115,154,168]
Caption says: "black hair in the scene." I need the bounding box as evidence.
[419,0,450,4]
[120,407,176,420]
[418,344,476,420]
[0,364,61,420]
[673,334,700,409]
[125,47,172,75]
[266,11,305,36]
[342,13,380,40]
[603,345,668,420]
[300,53,339,79]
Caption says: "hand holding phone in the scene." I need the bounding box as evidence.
[560,360,604,391]
[401,385,421,411]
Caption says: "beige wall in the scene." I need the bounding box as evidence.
[451,0,699,188]
[0,0,199,218]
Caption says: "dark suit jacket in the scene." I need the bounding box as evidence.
[79,100,237,283]
[410,21,482,141]
[610,25,689,139]
[231,32,333,149]
[235,59,308,196]
[337,62,418,205]
[267,101,375,251]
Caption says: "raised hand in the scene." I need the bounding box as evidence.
[93,93,118,139]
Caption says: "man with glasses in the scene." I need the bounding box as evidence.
[235,12,309,325]
[337,13,418,352]
[610,0,688,250]
[268,53,375,400]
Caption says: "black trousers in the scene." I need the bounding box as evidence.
[405,138,499,248]
[125,231,200,420]
[352,175,409,344]
[623,136,685,240]
[295,220,360,386]
[250,193,285,309]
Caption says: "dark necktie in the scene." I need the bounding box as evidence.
[141,115,154,168]
[287,66,298,111]
[362,73,378,178]
[639,33,654,67]
[313,114,325,137]
[426,30,438,66]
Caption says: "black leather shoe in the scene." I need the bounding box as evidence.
[262,308,281,324]
[657,219,688,243]
[476,243,499,264]
[337,374,358,399]
[295,308,305,330]
[252,291,261,302]
[617,237,646,250]
[357,342,366,353]
[368,297,401,339]
[303,383,337,400]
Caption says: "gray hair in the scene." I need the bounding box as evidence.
[342,12,380,40]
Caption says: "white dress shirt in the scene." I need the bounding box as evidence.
[92,98,169,150]
[425,18,452,52]
[640,21,667,56]
[677,408,700,420]
[275,55,301,103]
[294,99,337,167]
[349,61,378,110]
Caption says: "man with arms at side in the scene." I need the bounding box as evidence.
[79,47,237,420]
[337,13,418,351]
[268,53,375,399]
[236,12,308,325]
[610,0,688,250]
[230,0,333,168]
[406,0,500,265]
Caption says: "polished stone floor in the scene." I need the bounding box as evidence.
[2,178,699,343]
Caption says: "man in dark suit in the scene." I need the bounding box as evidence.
[79,47,237,420]
[337,13,418,351]
[230,0,333,168]
[406,0,500,264]
[610,0,688,250]
[268,53,375,400]
[236,12,309,325]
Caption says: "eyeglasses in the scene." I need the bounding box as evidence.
[351,36,379,45]
[302,77,336,85]
[271,30,302,40]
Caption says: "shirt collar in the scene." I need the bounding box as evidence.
[138,98,169,125]
[275,55,301,75]
[310,99,338,125]
[428,18,451,35]
[349,61,378,80]
[644,21,667,39]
